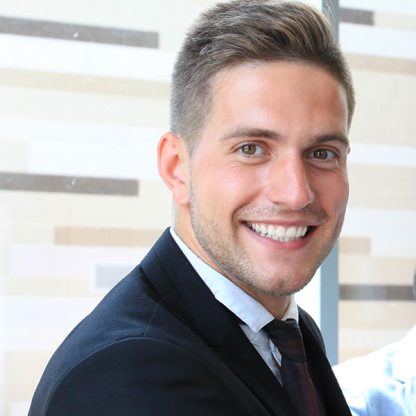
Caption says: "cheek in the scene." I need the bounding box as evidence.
[196,166,259,215]
[218,166,262,201]
[313,173,349,214]
[329,181,349,215]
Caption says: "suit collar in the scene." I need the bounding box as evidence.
[141,229,351,415]
[170,227,275,332]
[299,310,351,415]
[141,229,234,345]
[141,229,294,414]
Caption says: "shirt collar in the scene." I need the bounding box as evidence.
[170,227,298,333]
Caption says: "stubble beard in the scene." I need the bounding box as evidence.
[189,190,345,299]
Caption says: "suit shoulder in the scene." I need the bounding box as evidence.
[30,266,162,414]
[32,337,246,416]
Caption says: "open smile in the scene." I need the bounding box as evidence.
[247,222,314,242]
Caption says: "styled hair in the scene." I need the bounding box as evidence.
[170,0,355,152]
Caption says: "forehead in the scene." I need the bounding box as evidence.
[203,60,349,142]
[212,60,347,109]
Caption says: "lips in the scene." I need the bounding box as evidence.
[248,222,309,242]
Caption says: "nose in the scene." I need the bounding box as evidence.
[265,153,315,211]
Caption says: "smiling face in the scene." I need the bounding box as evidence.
[166,61,349,316]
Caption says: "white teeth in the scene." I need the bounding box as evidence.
[286,226,297,238]
[249,223,308,242]
[296,227,304,237]
[275,226,285,238]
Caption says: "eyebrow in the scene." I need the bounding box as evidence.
[220,127,281,142]
[220,127,349,148]
[315,133,350,149]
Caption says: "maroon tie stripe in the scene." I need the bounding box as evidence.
[264,318,322,416]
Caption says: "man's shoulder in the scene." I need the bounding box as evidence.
[35,228,202,391]
[29,253,251,416]
[35,267,158,375]
[29,254,209,415]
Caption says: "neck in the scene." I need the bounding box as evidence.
[235,285,291,320]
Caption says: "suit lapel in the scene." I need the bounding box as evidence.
[299,312,352,415]
[210,318,295,415]
[141,229,294,415]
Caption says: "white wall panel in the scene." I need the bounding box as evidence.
[0,119,162,179]
[1,296,102,346]
[349,143,416,167]
[340,23,416,60]
[342,208,416,257]
[340,0,416,14]
[8,244,148,279]
[0,34,175,81]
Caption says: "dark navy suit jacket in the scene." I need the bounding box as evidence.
[29,229,351,415]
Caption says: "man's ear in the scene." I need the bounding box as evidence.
[157,132,190,205]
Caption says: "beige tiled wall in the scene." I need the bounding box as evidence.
[0,2,196,413]
[338,0,416,361]
[0,1,415,414]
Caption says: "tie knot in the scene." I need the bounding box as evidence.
[263,319,306,361]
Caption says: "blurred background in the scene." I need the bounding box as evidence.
[0,0,415,414]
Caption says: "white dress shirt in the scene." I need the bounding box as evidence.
[170,228,299,383]
[334,325,416,416]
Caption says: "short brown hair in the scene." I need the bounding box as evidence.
[170,0,355,152]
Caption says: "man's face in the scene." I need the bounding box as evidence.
[178,61,349,308]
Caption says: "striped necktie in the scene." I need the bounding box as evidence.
[264,318,322,416]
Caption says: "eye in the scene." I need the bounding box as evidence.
[309,148,337,160]
[239,143,265,156]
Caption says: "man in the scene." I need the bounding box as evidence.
[29,1,355,415]
[334,273,416,416]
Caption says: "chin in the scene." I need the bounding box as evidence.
[270,269,317,296]
[251,274,312,298]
